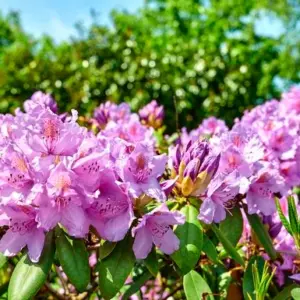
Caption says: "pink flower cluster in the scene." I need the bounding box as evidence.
[0,87,299,272]
[0,95,183,261]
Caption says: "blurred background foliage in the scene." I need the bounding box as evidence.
[0,0,300,130]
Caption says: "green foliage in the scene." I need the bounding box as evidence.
[245,211,278,260]
[98,235,135,299]
[211,223,245,266]
[219,207,243,246]
[183,270,214,300]
[1,1,300,129]
[55,228,90,292]
[273,284,299,300]
[275,196,300,253]
[8,232,55,300]
[171,204,203,274]
[99,241,117,260]
[292,288,300,300]
[144,247,159,276]
[122,269,153,300]
[0,254,7,270]
[243,256,265,300]
[202,234,219,264]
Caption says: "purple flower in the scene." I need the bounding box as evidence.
[169,140,219,197]
[24,91,58,115]
[139,100,164,129]
[36,162,89,238]
[117,143,167,201]
[72,151,108,192]
[93,101,132,129]
[27,109,86,156]
[198,171,241,224]
[86,169,134,241]
[132,204,185,259]
[246,164,285,216]
[0,203,45,262]
[93,101,115,128]
[100,116,154,146]
[198,117,228,137]
[281,86,300,114]
[0,144,33,196]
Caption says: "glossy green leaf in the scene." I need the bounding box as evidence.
[292,288,300,300]
[0,254,7,270]
[219,207,243,246]
[202,235,219,264]
[98,235,135,300]
[56,229,90,292]
[245,212,277,260]
[99,241,117,260]
[288,196,298,235]
[171,205,203,274]
[122,270,153,300]
[8,232,55,300]
[211,224,244,266]
[144,247,159,277]
[183,270,214,300]
[243,256,265,300]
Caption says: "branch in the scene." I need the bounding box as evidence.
[45,282,66,300]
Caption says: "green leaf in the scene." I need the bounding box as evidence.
[273,284,298,300]
[122,270,153,300]
[292,288,300,300]
[202,235,219,264]
[211,224,244,266]
[98,235,135,299]
[288,196,298,235]
[243,256,265,300]
[219,207,243,246]
[171,205,203,274]
[0,254,7,270]
[245,212,278,260]
[144,247,159,277]
[183,270,214,300]
[55,229,90,292]
[99,241,117,260]
[275,197,292,235]
[8,231,55,300]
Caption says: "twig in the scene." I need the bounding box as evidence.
[87,243,100,251]
[173,96,180,134]
[45,282,66,300]
[162,284,183,300]
[56,266,70,295]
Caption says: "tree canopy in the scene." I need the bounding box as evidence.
[0,0,300,129]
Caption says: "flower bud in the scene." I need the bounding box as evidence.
[139,100,164,129]
[93,102,111,128]
[169,140,219,197]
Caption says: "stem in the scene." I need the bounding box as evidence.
[44,282,66,300]
[56,266,70,295]
[87,243,100,251]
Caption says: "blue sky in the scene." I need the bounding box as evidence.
[0,0,143,42]
[0,0,284,42]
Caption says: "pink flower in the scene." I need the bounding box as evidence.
[27,109,85,156]
[132,204,185,259]
[0,203,45,262]
[86,169,134,241]
[246,164,285,216]
[117,143,167,201]
[36,162,89,238]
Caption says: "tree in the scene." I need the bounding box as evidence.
[0,0,300,129]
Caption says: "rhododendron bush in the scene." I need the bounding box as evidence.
[0,88,299,300]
